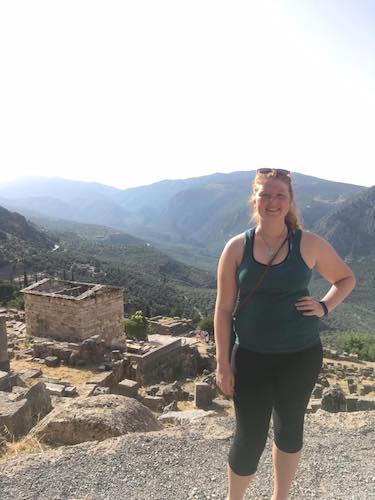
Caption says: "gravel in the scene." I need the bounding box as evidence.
[0,410,374,500]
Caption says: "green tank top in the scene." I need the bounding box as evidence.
[233,228,320,353]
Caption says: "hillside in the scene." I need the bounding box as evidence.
[0,215,216,317]
[0,205,54,271]
[313,185,375,257]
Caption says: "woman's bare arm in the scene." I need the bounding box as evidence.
[296,232,356,317]
[214,234,244,395]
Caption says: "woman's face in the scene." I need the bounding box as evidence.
[253,178,291,221]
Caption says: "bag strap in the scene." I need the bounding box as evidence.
[233,230,289,316]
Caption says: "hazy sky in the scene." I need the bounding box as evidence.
[1,1,375,189]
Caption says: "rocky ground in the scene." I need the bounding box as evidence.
[0,410,374,500]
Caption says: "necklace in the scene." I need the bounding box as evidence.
[257,227,288,257]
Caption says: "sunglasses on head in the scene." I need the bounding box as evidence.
[256,168,291,176]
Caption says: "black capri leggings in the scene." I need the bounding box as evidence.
[228,341,323,476]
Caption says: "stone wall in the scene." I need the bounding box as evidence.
[24,283,125,348]
[126,339,198,384]
[0,314,10,371]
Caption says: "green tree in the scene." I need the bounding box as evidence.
[198,316,214,335]
[124,310,149,341]
[337,332,375,362]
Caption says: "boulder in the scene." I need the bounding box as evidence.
[30,394,162,446]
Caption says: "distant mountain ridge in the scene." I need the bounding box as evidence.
[0,172,366,264]
[0,176,121,201]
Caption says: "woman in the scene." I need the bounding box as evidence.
[214,168,356,500]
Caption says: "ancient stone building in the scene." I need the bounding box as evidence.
[22,279,126,348]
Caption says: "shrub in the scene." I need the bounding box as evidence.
[336,332,375,362]
[124,310,149,341]
[198,316,214,335]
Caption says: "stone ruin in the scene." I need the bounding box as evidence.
[148,316,194,336]
[1,301,375,449]
[22,278,126,349]
[0,307,218,445]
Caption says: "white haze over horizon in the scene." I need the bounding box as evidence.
[1,1,375,190]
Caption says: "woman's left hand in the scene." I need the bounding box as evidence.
[295,296,325,317]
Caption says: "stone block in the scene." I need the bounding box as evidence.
[194,382,212,409]
[92,386,110,396]
[348,383,357,394]
[117,379,140,398]
[356,397,375,411]
[64,386,77,397]
[45,356,60,367]
[87,372,114,387]
[0,397,32,440]
[142,395,164,412]
[45,383,65,396]
[309,399,322,413]
[312,384,323,399]
[346,396,358,412]
[8,373,27,389]
[16,382,53,424]
[20,368,43,381]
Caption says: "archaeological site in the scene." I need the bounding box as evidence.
[1,277,375,454]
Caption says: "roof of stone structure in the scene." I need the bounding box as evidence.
[22,278,123,301]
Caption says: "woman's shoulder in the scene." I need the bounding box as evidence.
[220,231,249,265]
[225,230,251,249]
[300,229,328,245]
[300,230,333,261]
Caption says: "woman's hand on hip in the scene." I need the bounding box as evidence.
[295,296,325,318]
[216,363,235,397]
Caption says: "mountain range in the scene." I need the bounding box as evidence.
[0,172,374,329]
[0,172,367,269]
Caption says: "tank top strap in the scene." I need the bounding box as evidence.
[289,228,302,257]
[243,227,255,261]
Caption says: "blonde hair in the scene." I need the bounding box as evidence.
[249,170,303,231]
